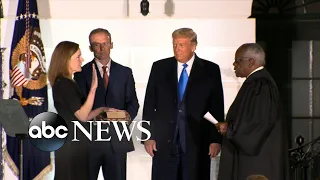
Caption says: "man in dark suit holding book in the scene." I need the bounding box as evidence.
[74,28,139,180]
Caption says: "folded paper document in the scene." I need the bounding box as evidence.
[203,112,219,125]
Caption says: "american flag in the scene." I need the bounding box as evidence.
[10,61,29,87]
[6,1,50,179]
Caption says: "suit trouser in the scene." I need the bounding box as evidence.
[88,123,127,180]
[152,151,187,180]
[151,145,211,180]
[88,141,127,180]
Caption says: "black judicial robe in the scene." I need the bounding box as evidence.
[217,68,289,180]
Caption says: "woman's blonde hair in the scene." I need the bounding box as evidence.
[48,41,79,86]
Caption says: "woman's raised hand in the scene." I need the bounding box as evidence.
[90,64,98,91]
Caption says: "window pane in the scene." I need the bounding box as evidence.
[313,41,320,78]
[313,119,320,140]
[313,80,320,116]
[292,80,310,117]
[292,41,310,78]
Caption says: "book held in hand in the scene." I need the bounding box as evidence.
[106,111,126,120]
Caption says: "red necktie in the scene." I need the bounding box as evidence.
[102,66,109,88]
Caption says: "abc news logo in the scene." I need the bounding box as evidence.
[28,112,151,152]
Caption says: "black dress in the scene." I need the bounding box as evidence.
[52,76,90,180]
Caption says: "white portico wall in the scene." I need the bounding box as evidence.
[1,0,254,179]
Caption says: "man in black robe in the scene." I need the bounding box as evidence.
[216,43,289,180]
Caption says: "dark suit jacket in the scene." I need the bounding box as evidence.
[74,60,139,152]
[142,55,224,154]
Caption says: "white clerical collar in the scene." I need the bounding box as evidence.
[247,66,264,78]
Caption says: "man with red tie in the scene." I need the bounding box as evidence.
[74,28,139,180]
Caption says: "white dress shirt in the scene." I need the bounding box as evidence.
[177,54,195,80]
[95,59,111,78]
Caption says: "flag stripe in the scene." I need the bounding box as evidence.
[11,65,28,87]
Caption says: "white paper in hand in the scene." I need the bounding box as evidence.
[203,112,219,125]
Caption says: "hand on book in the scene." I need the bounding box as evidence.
[123,111,131,122]
[103,107,120,112]
[104,109,131,122]
[95,108,131,123]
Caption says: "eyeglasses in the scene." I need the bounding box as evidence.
[91,42,111,49]
[234,57,253,63]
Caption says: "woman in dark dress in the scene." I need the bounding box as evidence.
[48,41,110,180]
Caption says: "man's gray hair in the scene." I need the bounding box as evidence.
[246,174,269,180]
[89,28,112,44]
[172,28,198,45]
[240,43,266,66]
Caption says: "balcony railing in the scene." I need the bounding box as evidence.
[289,135,320,180]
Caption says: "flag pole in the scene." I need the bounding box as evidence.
[0,0,5,179]
[25,0,30,79]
